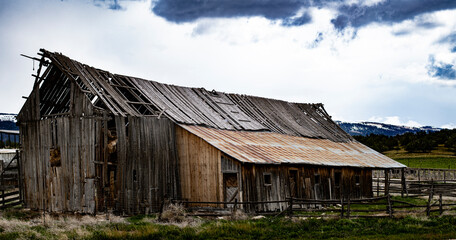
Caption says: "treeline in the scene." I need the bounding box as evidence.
[354,129,456,154]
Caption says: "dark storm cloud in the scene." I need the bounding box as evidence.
[427,55,456,80]
[332,0,456,30]
[151,0,456,30]
[152,0,306,24]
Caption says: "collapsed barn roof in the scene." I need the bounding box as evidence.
[20,49,351,142]
[18,49,405,168]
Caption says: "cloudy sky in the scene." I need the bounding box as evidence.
[1,0,456,128]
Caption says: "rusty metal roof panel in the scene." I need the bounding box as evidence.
[180,125,406,169]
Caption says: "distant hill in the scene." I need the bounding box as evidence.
[0,113,18,131]
[336,121,441,136]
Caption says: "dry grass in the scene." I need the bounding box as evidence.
[156,203,205,228]
[0,210,125,240]
[159,203,187,223]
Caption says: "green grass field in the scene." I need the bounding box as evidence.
[384,145,456,169]
[2,211,456,240]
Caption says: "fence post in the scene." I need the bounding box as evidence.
[288,198,293,217]
[439,194,443,215]
[387,194,393,218]
[340,195,344,219]
[158,199,166,220]
[231,199,238,218]
[347,194,350,219]
[426,180,434,217]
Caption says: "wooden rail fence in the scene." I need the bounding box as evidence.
[169,192,456,218]
[169,180,456,218]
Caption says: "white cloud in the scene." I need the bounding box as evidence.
[441,123,456,129]
[368,116,422,128]
[0,0,455,128]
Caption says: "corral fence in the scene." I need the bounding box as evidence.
[0,151,22,209]
[168,186,456,219]
[373,168,456,197]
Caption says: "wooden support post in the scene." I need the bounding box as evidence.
[0,160,3,208]
[384,169,390,196]
[16,150,23,204]
[347,194,350,219]
[426,180,434,217]
[439,194,443,215]
[376,175,379,197]
[103,112,108,215]
[401,168,406,198]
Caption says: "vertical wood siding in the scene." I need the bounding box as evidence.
[175,126,222,206]
[241,164,373,212]
[20,117,99,213]
[115,116,180,214]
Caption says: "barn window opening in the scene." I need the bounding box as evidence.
[334,172,341,186]
[264,173,272,186]
[314,174,321,184]
[355,175,360,185]
[50,147,61,167]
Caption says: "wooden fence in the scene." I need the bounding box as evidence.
[0,151,22,209]
[169,191,456,218]
[169,180,456,218]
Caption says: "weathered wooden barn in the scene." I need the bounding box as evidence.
[18,49,405,214]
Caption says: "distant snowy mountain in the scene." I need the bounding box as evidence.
[336,121,441,136]
[0,113,16,122]
[0,113,18,130]
[0,112,443,136]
